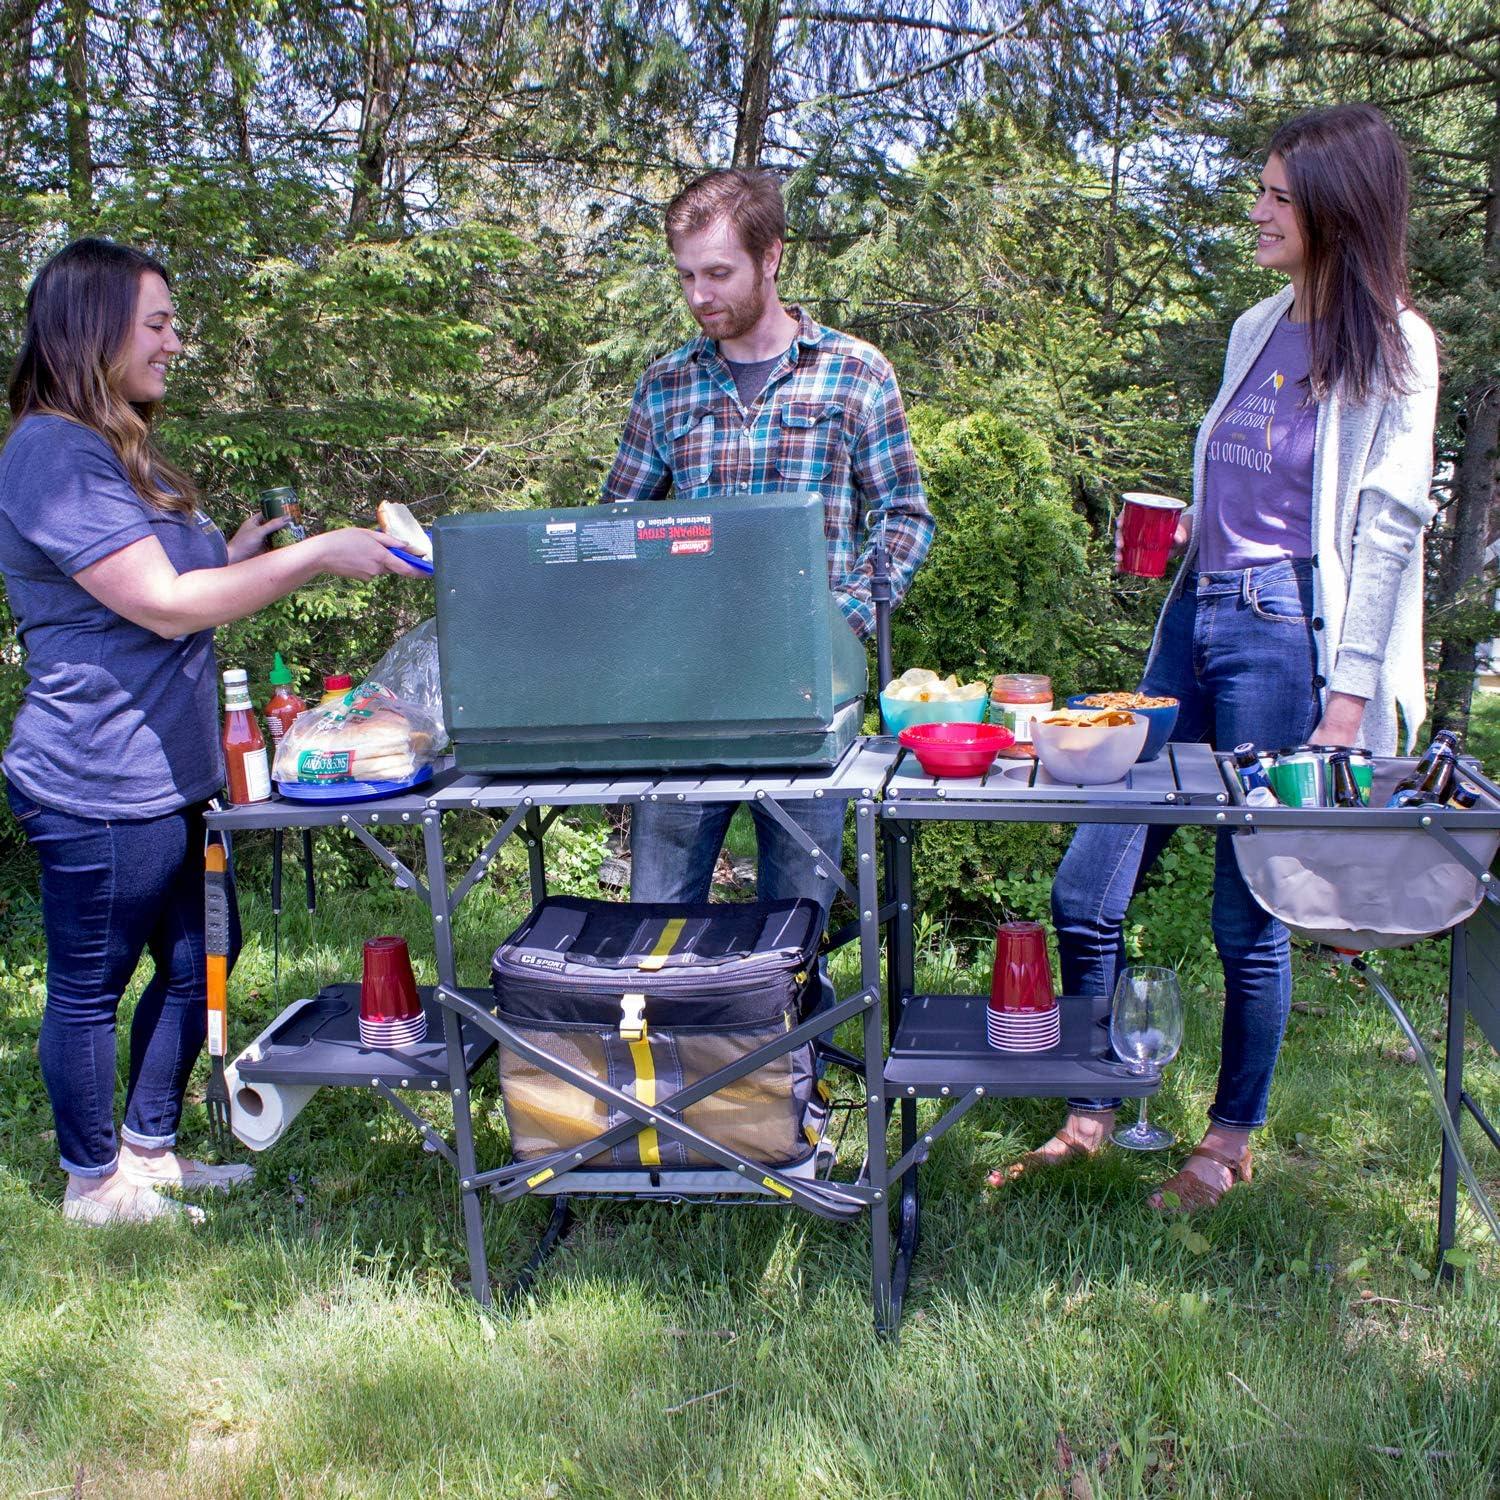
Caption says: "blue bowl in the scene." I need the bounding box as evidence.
[1066,694,1179,763]
[880,689,987,736]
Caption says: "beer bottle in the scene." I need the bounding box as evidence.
[1387,742,1457,809]
[1232,743,1273,797]
[1386,728,1461,807]
[1328,749,1365,808]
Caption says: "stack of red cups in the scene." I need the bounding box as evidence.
[987,920,1060,1052]
[358,935,427,1048]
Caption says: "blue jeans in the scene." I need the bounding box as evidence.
[6,784,241,1177]
[1052,560,1320,1128]
[630,797,846,1020]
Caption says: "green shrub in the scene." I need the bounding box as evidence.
[886,406,1161,919]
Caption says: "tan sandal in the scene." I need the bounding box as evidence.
[986,1126,1101,1188]
[1148,1143,1252,1213]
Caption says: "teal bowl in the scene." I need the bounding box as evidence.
[1066,694,1179,763]
[880,690,988,736]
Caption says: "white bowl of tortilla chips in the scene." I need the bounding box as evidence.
[1032,707,1149,785]
[880,668,988,735]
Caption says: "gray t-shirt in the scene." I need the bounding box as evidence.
[1199,315,1318,570]
[0,415,227,818]
[722,354,781,410]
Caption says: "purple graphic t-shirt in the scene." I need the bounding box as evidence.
[1199,315,1318,571]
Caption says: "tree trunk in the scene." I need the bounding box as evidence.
[732,0,776,169]
[0,1,37,180]
[231,64,255,176]
[61,0,91,224]
[1429,92,1500,735]
[349,1,396,233]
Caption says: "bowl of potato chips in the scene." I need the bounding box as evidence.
[1066,691,1179,763]
[1032,707,1150,785]
[880,668,989,736]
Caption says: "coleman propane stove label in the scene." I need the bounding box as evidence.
[635,515,714,558]
[527,516,714,564]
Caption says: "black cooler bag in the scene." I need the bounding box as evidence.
[491,896,823,1168]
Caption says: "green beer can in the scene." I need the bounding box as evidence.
[1267,746,1325,807]
[258,486,307,546]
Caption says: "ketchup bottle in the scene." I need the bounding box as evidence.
[222,668,271,805]
[264,652,307,747]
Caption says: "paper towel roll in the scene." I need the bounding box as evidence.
[227,997,322,1151]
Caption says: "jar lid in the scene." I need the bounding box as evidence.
[991,673,1052,694]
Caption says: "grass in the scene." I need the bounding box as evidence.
[2,789,1499,1496]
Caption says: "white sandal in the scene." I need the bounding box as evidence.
[63,1179,206,1226]
[119,1153,255,1192]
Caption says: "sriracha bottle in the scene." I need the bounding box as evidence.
[264,652,306,748]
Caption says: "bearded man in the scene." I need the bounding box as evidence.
[604,166,933,924]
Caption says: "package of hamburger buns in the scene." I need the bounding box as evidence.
[271,677,445,786]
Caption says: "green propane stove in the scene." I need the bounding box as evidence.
[434,491,868,773]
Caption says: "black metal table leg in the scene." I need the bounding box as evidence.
[1439,926,1467,1280]
[889,1096,921,1324]
[505,1196,575,1306]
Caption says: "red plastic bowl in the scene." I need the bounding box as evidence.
[898,721,1015,778]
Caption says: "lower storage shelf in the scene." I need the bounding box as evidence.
[231,983,499,1089]
[884,994,1162,1098]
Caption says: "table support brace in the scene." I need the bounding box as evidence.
[887,1089,984,1182]
[343,820,428,901]
[371,1080,457,1167]
[1344,953,1500,1248]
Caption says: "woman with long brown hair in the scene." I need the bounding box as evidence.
[996,104,1440,1209]
[0,238,419,1224]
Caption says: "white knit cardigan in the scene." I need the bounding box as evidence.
[1148,285,1440,755]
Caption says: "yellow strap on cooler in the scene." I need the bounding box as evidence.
[629,1035,661,1167]
[637,916,686,972]
[526,1167,555,1188]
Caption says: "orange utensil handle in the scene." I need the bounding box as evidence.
[205,839,230,1060]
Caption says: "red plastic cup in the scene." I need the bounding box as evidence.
[1119,492,1186,578]
[989,921,1055,1014]
[360,935,421,1024]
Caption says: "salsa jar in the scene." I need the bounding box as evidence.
[989,674,1053,759]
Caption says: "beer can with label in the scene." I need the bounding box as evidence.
[258,486,307,546]
[1267,746,1326,807]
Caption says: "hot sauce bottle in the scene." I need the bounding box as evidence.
[222,668,272,805]
[264,652,307,748]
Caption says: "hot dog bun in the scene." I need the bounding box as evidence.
[377,501,432,559]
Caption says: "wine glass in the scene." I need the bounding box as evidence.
[1108,965,1183,1151]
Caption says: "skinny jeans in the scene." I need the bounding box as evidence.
[1052,559,1320,1128]
[7,783,240,1177]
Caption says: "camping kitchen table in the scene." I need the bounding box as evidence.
[206,738,1500,1332]
[859,737,1500,1331]
[204,741,894,1312]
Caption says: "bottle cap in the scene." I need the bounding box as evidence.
[269,651,293,686]
[324,672,353,691]
[223,668,248,686]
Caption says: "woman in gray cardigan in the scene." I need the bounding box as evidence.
[994,104,1440,1209]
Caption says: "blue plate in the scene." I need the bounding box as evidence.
[276,765,434,803]
[390,545,433,575]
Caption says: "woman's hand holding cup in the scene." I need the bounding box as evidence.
[1116,493,1189,577]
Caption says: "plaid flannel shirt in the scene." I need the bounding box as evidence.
[602,307,934,638]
